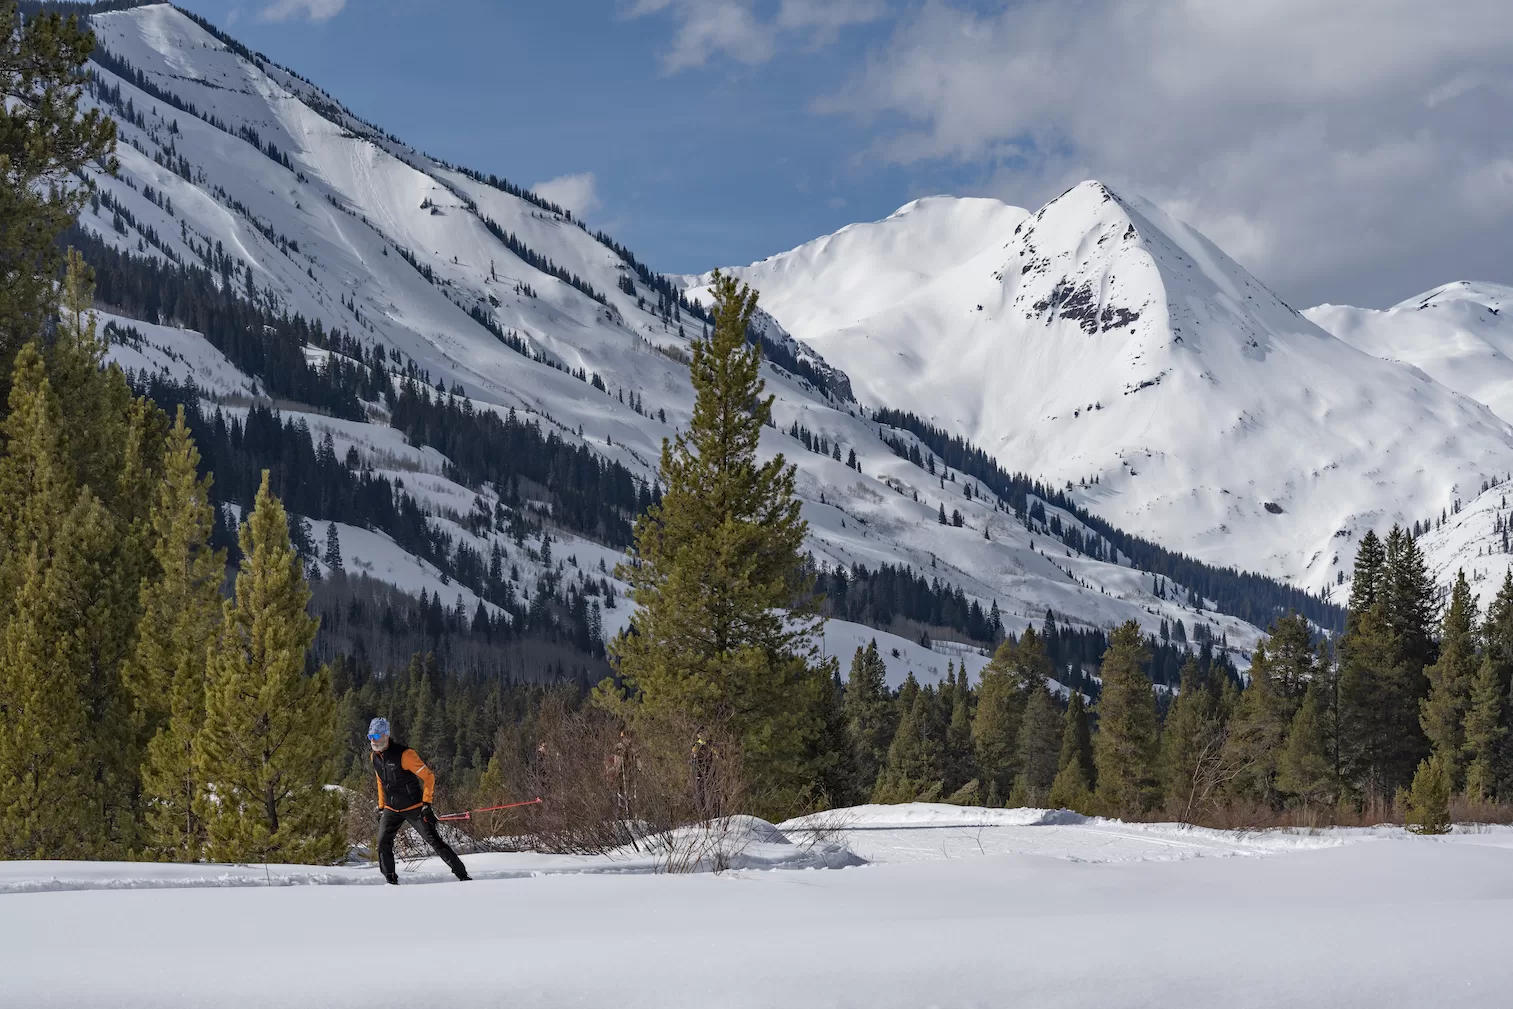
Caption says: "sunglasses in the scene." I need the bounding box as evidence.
[368,732,388,741]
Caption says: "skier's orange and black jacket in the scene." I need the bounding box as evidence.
[371,740,436,812]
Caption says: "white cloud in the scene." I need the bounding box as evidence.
[258,0,345,24]
[532,172,602,219]
[626,0,886,73]
[820,0,1513,306]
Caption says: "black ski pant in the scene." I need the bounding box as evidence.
[377,807,468,879]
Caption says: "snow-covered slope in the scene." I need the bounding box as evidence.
[697,183,1513,596]
[1307,282,1513,423]
[1302,284,1513,605]
[729,196,1030,346]
[83,5,1264,668]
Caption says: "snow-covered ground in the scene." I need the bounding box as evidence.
[6,803,1513,1007]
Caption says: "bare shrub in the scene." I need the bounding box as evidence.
[509,694,630,855]
[781,805,861,856]
[629,715,749,872]
[342,771,379,852]
[1449,795,1513,826]
[485,700,755,869]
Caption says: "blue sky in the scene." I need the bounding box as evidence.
[171,1,1513,308]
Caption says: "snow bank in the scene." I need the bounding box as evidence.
[0,816,858,894]
[783,801,1513,864]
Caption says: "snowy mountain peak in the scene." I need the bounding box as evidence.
[1399,280,1512,314]
[711,186,1513,595]
[1307,280,1513,424]
[1007,179,1314,360]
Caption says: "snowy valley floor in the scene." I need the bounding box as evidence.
[5,804,1513,1008]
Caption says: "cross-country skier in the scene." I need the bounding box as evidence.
[368,717,471,884]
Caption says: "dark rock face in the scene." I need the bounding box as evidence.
[1030,279,1141,334]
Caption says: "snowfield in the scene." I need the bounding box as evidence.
[6,803,1513,1007]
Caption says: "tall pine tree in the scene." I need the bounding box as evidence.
[844,641,896,798]
[847,644,889,798]
[943,665,976,795]
[1159,656,1226,820]
[1337,527,1432,802]
[0,346,105,856]
[196,473,345,864]
[1420,570,1479,789]
[972,640,1024,804]
[0,253,162,856]
[1048,691,1096,812]
[1223,615,1313,807]
[1012,683,1062,807]
[1277,681,1335,811]
[1462,655,1507,803]
[1092,622,1160,818]
[133,409,226,859]
[607,273,832,815]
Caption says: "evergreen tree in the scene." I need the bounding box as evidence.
[1092,622,1160,818]
[972,641,1023,803]
[1337,528,1431,802]
[1404,754,1451,835]
[63,252,167,850]
[1336,599,1405,802]
[1012,626,1053,687]
[1277,682,1335,811]
[1159,657,1225,819]
[1348,530,1386,613]
[132,409,225,859]
[1223,616,1313,806]
[608,273,832,815]
[844,641,895,797]
[0,347,107,855]
[1421,570,1479,788]
[196,473,345,864]
[324,521,343,571]
[1462,655,1507,803]
[944,665,976,793]
[1047,691,1095,812]
[1481,570,1513,696]
[1261,612,1316,701]
[1383,526,1438,678]
[1013,683,1062,806]
[872,688,944,803]
[0,252,163,856]
[0,3,118,406]
[810,666,856,806]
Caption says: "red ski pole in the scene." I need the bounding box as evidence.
[437,797,543,822]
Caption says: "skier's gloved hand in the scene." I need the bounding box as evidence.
[420,803,437,826]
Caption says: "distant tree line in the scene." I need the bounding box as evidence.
[129,369,613,660]
[832,523,1474,831]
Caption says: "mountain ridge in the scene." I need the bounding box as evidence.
[47,1,1354,678]
[702,180,1513,598]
